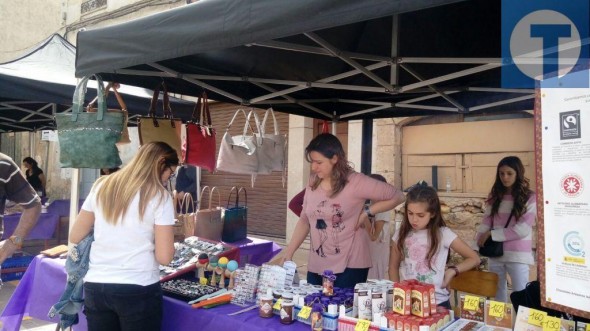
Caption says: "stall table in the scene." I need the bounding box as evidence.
[227,237,282,266]
[0,256,307,331]
[2,212,59,248]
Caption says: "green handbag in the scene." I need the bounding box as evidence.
[56,75,124,168]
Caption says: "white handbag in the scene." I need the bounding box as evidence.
[216,109,260,175]
[260,107,287,172]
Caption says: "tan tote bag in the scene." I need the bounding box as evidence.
[138,82,182,158]
[87,82,131,144]
[195,186,224,242]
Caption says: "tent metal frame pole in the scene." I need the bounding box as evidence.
[400,63,466,112]
[398,57,501,64]
[0,102,55,119]
[248,61,389,103]
[250,81,331,118]
[398,91,460,104]
[468,87,534,93]
[468,94,535,111]
[148,63,244,104]
[394,103,457,112]
[252,40,392,62]
[19,103,54,122]
[399,63,500,92]
[305,32,395,91]
[341,105,393,119]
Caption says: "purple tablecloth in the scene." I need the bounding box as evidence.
[0,256,307,331]
[1,213,58,240]
[227,237,282,266]
[46,200,85,218]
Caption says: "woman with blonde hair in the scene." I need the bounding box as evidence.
[69,141,178,331]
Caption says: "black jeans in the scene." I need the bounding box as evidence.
[307,267,369,288]
[83,282,163,331]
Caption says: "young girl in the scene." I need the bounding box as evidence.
[389,186,480,309]
[476,156,536,303]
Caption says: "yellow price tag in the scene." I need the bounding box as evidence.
[528,308,547,327]
[488,300,505,318]
[297,306,312,319]
[586,323,590,331]
[199,277,208,285]
[463,295,480,311]
[542,316,560,331]
[272,298,282,310]
[355,319,371,331]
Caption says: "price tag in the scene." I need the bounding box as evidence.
[355,319,371,331]
[542,316,560,331]
[488,300,505,318]
[463,295,480,311]
[297,306,312,319]
[586,323,590,331]
[528,308,547,327]
[272,298,282,310]
[199,277,208,285]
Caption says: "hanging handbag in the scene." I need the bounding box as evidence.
[222,186,248,243]
[216,109,260,175]
[260,107,287,173]
[195,186,224,242]
[56,75,124,169]
[138,82,182,158]
[87,82,131,144]
[479,210,514,258]
[183,91,216,172]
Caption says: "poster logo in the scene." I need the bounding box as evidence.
[563,231,585,257]
[560,110,581,140]
[560,173,584,197]
[501,0,589,88]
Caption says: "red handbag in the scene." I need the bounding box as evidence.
[183,92,216,172]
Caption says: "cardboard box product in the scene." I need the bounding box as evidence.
[483,301,513,329]
[410,285,430,318]
[393,282,412,315]
[460,294,486,322]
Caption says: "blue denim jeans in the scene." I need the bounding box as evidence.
[83,282,162,331]
[307,267,369,288]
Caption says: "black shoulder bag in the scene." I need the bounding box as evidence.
[479,209,514,257]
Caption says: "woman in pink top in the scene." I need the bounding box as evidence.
[283,133,405,288]
[476,156,536,303]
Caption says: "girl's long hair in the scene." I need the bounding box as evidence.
[95,142,179,225]
[396,186,446,269]
[488,156,533,219]
[305,133,353,197]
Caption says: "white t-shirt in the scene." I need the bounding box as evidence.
[392,227,457,304]
[82,185,175,286]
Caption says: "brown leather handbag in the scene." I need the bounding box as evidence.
[86,82,131,144]
[138,82,182,158]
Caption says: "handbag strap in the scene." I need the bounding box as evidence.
[87,82,128,112]
[208,186,221,209]
[72,75,106,121]
[491,208,515,229]
[197,185,210,210]
[226,186,248,208]
[182,192,194,214]
[190,91,213,126]
[261,107,279,135]
[148,82,176,127]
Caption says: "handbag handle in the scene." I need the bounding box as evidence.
[242,110,261,142]
[226,186,248,208]
[261,107,279,135]
[72,75,106,121]
[191,91,212,126]
[86,82,128,112]
[197,185,210,210]
[208,186,221,210]
[182,192,194,214]
[226,109,257,144]
[148,82,176,128]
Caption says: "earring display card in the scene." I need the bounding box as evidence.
[160,236,239,282]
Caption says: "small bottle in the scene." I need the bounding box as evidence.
[445,176,451,192]
[311,303,323,331]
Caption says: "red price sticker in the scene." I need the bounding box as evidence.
[463,295,480,311]
[488,300,505,318]
[297,306,311,319]
[528,308,547,327]
[355,319,371,331]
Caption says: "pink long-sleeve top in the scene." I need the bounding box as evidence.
[301,172,401,274]
[476,193,537,265]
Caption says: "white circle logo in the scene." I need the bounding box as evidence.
[510,10,581,80]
